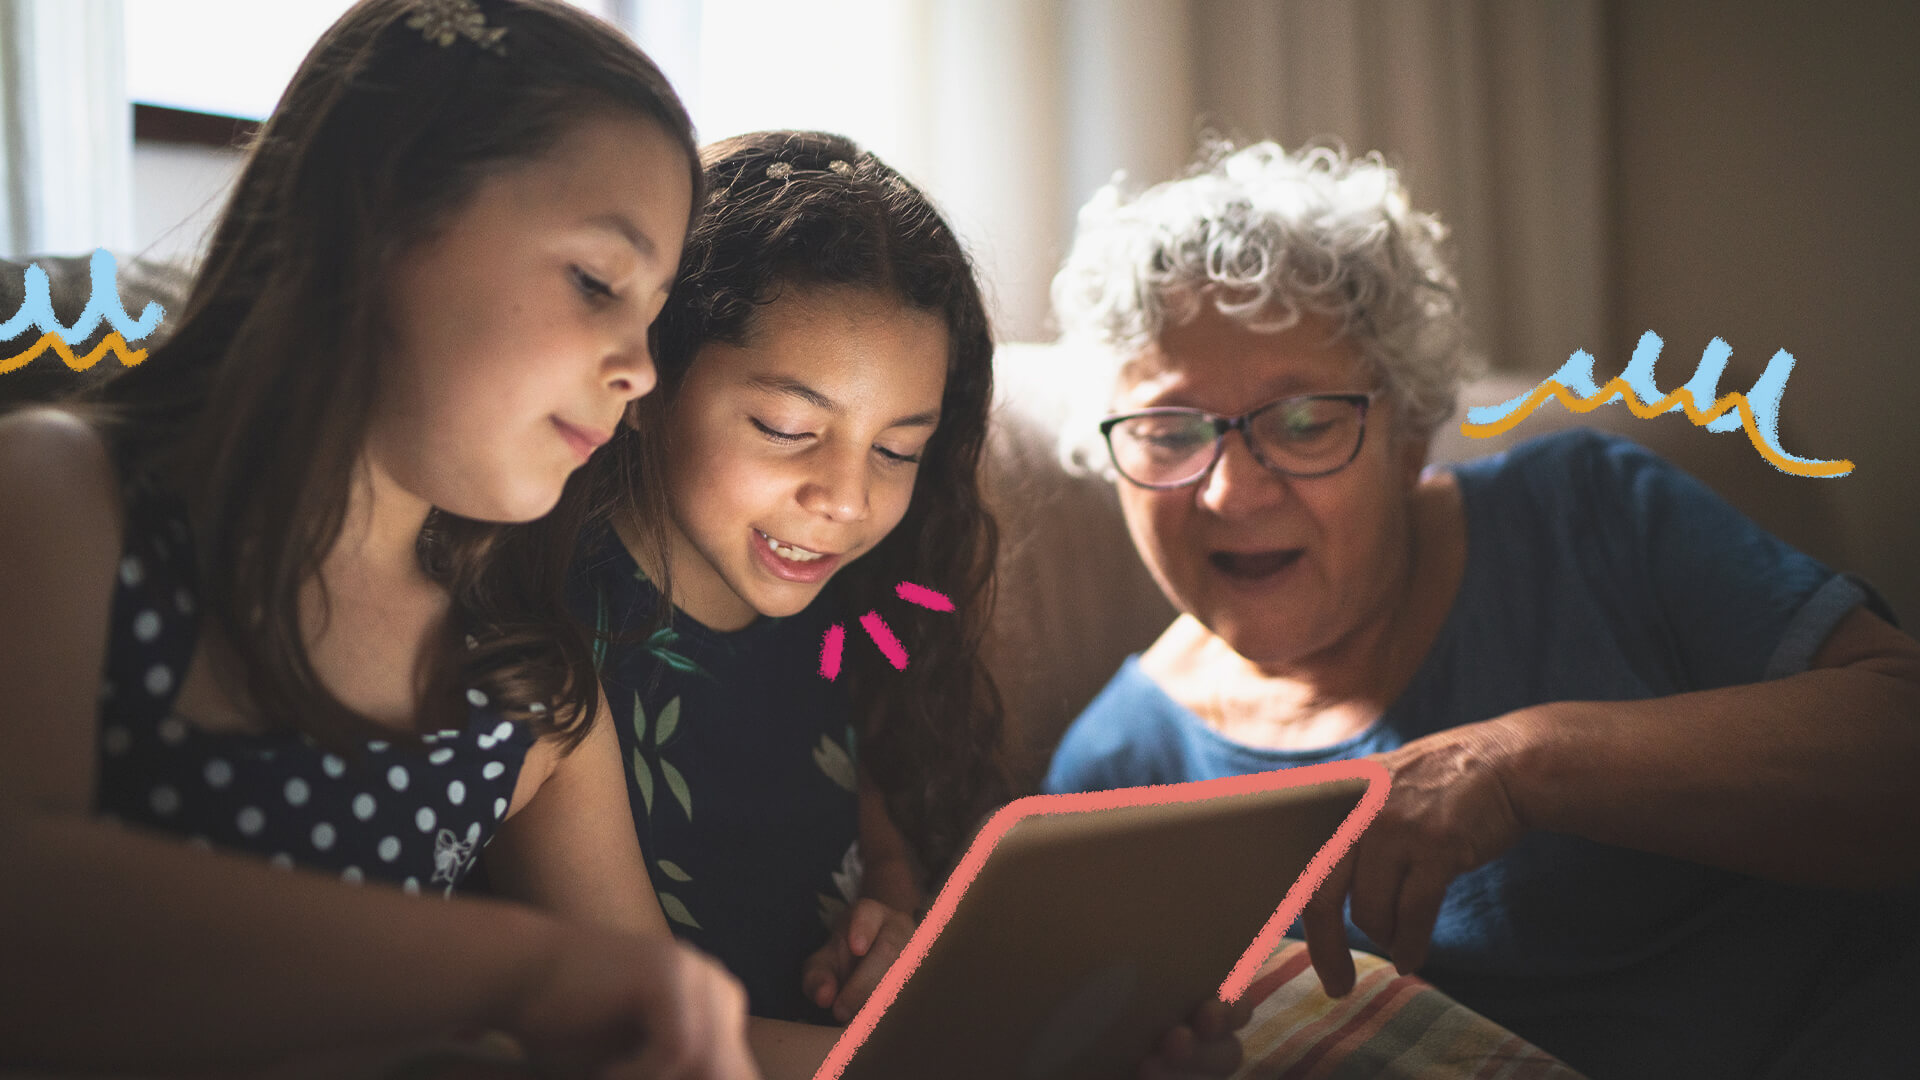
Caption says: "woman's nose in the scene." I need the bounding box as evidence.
[1197,429,1285,516]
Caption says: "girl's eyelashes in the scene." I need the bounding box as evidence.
[570,265,617,302]
[750,416,923,465]
[750,416,809,442]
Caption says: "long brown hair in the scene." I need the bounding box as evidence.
[591,130,1008,882]
[73,0,700,751]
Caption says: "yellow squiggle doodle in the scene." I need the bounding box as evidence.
[0,331,148,376]
[1461,332,1852,478]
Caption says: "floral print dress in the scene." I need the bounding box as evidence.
[570,522,861,1023]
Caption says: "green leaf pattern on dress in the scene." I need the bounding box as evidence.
[811,736,856,932]
[659,891,702,929]
[816,840,865,930]
[631,746,654,814]
[631,692,690,822]
[812,733,857,793]
[634,569,713,681]
[630,690,696,924]
[655,695,681,744]
[656,859,699,929]
[660,759,693,820]
[614,561,859,952]
[817,893,848,929]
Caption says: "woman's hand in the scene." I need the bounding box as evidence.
[504,923,759,1079]
[1138,996,1256,1079]
[1302,717,1530,996]
[799,898,919,1023]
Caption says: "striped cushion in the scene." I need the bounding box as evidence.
[1234,941,1583,1080]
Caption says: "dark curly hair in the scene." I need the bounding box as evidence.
[596,130,1008,883]
[68,0,700,752]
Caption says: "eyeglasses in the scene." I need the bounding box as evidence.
[1098,392,1377,489]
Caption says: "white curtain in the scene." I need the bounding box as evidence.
[1187,0,1609,371]
[0,0,1608,364]
[647,0,1607,367]
[0,0,134,256]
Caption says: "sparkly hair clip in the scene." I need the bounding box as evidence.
[765,159,856,181]
[407,0,508,57]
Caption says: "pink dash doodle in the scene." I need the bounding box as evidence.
[894,581,954,611]
[859,611,909,670]
[819,623,846,681]
[818,581,950,680]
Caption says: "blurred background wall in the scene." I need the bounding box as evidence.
[1606,1,1919,626]
[4,0,1915,618]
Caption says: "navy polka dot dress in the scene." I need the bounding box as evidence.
[93,469,535,896]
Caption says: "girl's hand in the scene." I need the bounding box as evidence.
[505,924,759,1079]
[799,898,918,1023]
[1302,718,1530,995]
[1139,996,1255,1079]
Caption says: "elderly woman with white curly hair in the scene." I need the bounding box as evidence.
[1040,142,1920,1079]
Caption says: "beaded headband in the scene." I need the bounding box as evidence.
[407,0,508,57]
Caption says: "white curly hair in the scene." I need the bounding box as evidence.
[1051,140,1477,476]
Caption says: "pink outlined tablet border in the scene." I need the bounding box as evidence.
[813,757,1391,1079]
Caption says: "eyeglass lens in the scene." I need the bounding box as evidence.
[1107,396,1365,486]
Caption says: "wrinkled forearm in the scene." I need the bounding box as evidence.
[1502,666,1920,889]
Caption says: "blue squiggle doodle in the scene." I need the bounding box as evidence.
[1463,331,1849,477]
[1,249,165,343]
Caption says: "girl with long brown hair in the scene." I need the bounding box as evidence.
[0,1,756,1075]
[571,129,1250,1077]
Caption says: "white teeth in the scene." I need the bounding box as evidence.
[762,532,825,562]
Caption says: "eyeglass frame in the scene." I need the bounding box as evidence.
[1097,391,1380,490]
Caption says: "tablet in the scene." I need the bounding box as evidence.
[819,759,1388,1080]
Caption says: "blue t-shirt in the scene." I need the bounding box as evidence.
[1043,430,1911,1078]
[569,523,861,1023]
